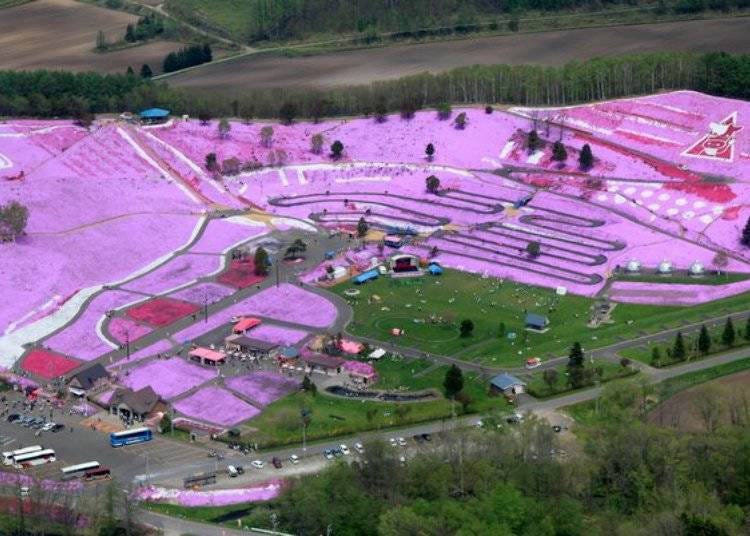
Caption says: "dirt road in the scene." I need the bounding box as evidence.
[167,17,750,92]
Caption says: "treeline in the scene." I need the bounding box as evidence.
[164,0,750,43]
[162,44,212,73]
[1,52,749,119]
[243,379,750,535]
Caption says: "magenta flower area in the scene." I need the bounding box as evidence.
[108,317,153,344]
[107,339,174,371]
[125,297,200,328]
[225,371,300,407]
[246,324,308,346]
[134,479,284,506]
[173,386,260,426]
[20,349,81,380]
[238,284,337,328]
[120,357,215,400]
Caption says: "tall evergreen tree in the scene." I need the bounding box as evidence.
[579,144,594,170]
[552,140,568,162]
[697,324,711,355]
[568,342,584,369]
[125,24,136,42]
[745,316,750,341]
[140,64,153,79]
[722,317,736,347]
[254,246,269,276]
[356,216,368,238]
[443,364,464,398]
[673,331,686,361]
[741,217,750,246]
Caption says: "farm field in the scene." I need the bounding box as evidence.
[166,18,750,91]
[0,0,182,74]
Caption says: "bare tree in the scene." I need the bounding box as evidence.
[692,384,725,432]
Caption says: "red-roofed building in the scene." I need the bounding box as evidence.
[189,347,226,366]
[233,317,261,334]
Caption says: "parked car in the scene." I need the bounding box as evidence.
[235,465,245,475]
[525,357,542,369]
[389,438,398,447]
[6,414,19,423]
[339,444,350,455]
[421,433,432,442]
[251,460,265,470]
[506,413,524,424]
[332,448,343,458]
[399,456,407,466]
[227,465,239,478]
[41,422,55,432]
[323,449,334,460]
[51,423,65,433]
[289,454,300,464]
[272,457,282,469]
[354,443,364,454]
[397,437,407,447]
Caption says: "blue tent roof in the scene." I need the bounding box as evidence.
[280,346,299,358]
[525,313,549,327]
[352,269,379,284]
[139,108,170,118]
[427,264,443,275]
[490,373,526,391]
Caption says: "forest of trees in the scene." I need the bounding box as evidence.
[164,0,750,43]
[232,379,750,535]
[1,52,750,119]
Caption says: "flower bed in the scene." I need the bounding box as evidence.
[106,339,174,371]
[20,349,81,380]
[167,282,235,305]
[134,479,283,506]
[121,254,223,296]
[125,297,200,328]
[216,259,266,288]
[108,317,153,344]
[225,371,300,407]
[609,280,750,305]
[236,284,337,328]
[246,324,309,346]
[120,357,215,400]
[173,386,260,426]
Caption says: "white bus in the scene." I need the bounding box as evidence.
[14,449,56,468]
[61,461,100,481]
[3,446,43,466]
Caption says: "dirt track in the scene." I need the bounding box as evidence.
[167,17,750,91]
[0,0,182,73]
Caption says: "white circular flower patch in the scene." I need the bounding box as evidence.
[675,198,687,206]
[666,208,679,216]
[693,201,706,209]
[597,194,608,202]
[699,215,713,224]
[648,204,660,211]
[658,193,670,202]
[640,190,653,198]
[712,206,724,215]
[682,211,695,220]
[614,194,626,205]
[624,187,637,195]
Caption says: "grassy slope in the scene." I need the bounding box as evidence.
[336,269,750,367]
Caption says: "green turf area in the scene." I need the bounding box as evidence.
[620,326,750,367]
[523,360,638,398]
[335,269,750,367]
[144,501,275,529]
[612,272,750,285]
[242,359,507,448]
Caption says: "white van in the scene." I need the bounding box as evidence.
[226,465,239,478]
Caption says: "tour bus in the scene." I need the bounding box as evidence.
[109,427,153,447]
[14,449,56,468]
[83,467,111,482]
[61,461,100,481]
[3,446,43,466]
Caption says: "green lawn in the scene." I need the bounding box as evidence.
[239,358,507,448]
[143,502,275,529]
[336,269,750,367]
[620,325,750,367]
[524,360,637,398]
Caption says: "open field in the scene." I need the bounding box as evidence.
[167,18,750,91]
[0,0,182,73]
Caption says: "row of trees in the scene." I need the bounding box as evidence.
[164,0,746,44]
[654,317,750,365]
[125,14,165,43]
[3,52,750,120]
[162,44,213,73]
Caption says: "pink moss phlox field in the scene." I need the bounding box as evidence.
[108,317,153,344]
[120,254,223,296]
[246,324,309,346]
[188,217,267,254]
[0,371,39,391]
[343,360,377,377]
[119,357,215,400]
[44,290,141,361]
[225,371,300,407]
[106,338,174,371]
[167,282,235,305]
[237,284,337,328]
[172,386,260,426]
[609,279,750,306]
[134,479,284,506]
[0,470,83,493]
